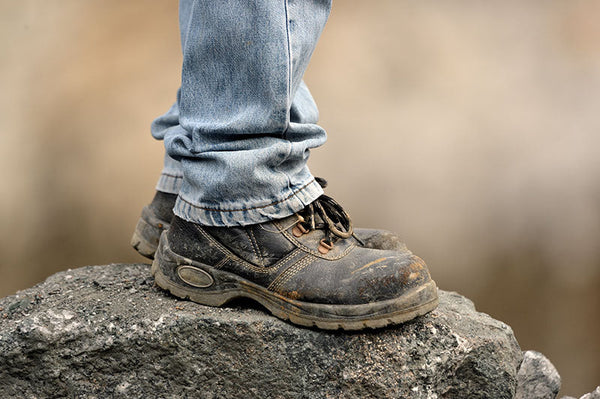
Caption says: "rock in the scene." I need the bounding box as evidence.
[580,387,600,399]
[515,350,561,399]
[0,264,522,398]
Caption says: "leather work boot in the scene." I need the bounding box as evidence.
[132,190,410,259]
[151,194,439,330]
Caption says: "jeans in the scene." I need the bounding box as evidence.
[151,0,332,226]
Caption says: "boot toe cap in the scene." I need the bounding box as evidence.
[277,250,433,305]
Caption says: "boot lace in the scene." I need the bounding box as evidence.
[293,177,362,253]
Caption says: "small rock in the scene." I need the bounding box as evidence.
[515,350,561,399]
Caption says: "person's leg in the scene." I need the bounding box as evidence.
[133,0,330,255]
[131,80,325,258]
[165,0,330,226]
[129,0,197,257]
[134,81,410,258]
[147,0,438,330]
[151,78,320,195]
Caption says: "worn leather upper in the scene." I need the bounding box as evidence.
[168,214,432,305]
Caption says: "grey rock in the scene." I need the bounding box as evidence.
[515,350,561,399]
[0,264,522,399]
[580,386,600,399]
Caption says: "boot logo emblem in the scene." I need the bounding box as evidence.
[177,265,214,288]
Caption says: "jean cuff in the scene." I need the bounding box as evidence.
[173,178,324,226]
[155,172,183,195]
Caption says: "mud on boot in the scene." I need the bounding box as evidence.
[152,194,438,330]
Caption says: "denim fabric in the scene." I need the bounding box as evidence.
[152,92,184,195]
[151,0,331,226]
[152,82,321,196]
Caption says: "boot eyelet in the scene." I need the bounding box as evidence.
[292,222,309,237]
[318,239,334,254]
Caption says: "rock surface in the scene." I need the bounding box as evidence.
[0,264,522,398]
[515,350,561,399]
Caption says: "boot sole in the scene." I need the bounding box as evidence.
[151,234,439,331]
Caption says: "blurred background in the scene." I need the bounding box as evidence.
[1,0,598,395]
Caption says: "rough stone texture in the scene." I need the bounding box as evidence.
[0,264,522,398]
[515,350,561,399]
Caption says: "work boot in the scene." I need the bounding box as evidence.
[151,193,438,330]
[132,190,408,259]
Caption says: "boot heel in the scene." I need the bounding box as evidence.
[131,206,169,259]
[131,217,159,259]
[152,234,241,307]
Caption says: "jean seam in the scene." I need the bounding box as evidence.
[284,0,292,111]
[161,173,183,179]
[179,178,316,213]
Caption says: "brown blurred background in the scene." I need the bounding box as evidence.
[1,0,599,395]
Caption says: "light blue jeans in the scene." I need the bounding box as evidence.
[152,0,332,226]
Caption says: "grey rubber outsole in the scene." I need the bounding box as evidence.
[151,234,439,331]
